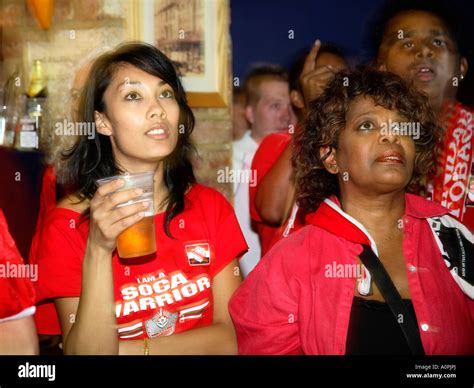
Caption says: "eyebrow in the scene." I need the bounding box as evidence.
[349,110,407,122]
[117,79,167,91]
[261,95,287,102]
[348,111,378,121]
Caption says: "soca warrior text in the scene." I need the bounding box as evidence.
[116,271,211,318]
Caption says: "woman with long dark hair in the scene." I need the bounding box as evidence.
[33,42,247,354]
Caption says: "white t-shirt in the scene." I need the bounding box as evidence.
[232,131,261,277]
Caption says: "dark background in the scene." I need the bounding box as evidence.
[230,0,381,80]
[230,0,474,106]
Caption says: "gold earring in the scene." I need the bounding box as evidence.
[460,74,465,80]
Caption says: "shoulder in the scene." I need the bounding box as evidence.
[258,226,320,270]
[261,223,358,272]
[259,132,291,150]
[428,212,473,240]
[187,184,232,209]
[252,133,291,171]
[232,135,246,155]
[45,194,87,230]
[40,197,88,243]
[232,131,252,147]
[269,224,329,254]
[184,184,238,229]
[232,132,258,155]
[57,193,89,214]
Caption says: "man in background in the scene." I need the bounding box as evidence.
[232,65,293,277]
[250,42,349,260]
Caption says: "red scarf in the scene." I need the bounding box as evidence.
[432,102,474,220]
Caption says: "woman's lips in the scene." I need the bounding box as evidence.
[145,126,169,140]
[375,151,404,164]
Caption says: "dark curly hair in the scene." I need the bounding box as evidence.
[61,42,196,238]
[293,66,442,214]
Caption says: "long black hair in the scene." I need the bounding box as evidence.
[61,42,196,237]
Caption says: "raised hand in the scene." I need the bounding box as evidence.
[299,39,336,106]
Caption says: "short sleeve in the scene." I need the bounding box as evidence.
[229,237,303,355]
[200,187,248,278]
[0,210,36,321]
[34,210,86,303]
[249,133,291,222]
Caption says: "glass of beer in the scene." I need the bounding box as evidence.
[97,171,156,258]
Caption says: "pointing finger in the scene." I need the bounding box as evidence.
[301,39,321,76]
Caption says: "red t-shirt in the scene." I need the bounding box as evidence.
[34,184,247,339]
[249,132,303,255]
[0,209,36,321]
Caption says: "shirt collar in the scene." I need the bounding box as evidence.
[305,194,450,253]
[322,193,448,219]
[404,193,449,219]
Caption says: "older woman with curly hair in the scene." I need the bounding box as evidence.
[229,67,474,355]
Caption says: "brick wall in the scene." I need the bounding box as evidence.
[0,0,233,200]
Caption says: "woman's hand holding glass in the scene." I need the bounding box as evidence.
[88,179,150,253]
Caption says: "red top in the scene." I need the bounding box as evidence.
[0,210,36,321]
[34,184,247,339]
[229,194,474,355]
[249,132,303,256]
[29,165,59,334]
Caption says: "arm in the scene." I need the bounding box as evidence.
[254,143,295,225]
[55,243,117,355]
[119,259,241,355]
[0,316,39,355]
[55,180,150,355]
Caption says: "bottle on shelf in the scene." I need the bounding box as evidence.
[14,59,48,151]
[0,105,7,146]
[1,66,23,148]
[27,59,47,98]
